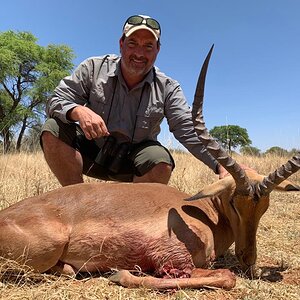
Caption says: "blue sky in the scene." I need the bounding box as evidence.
[1,0,299,152]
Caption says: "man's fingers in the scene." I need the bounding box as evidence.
[95,120,109,137]
[82,122,109,140]
[76,107,110,139]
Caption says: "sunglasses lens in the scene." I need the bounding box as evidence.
[127,16,144,25]
[124,15,161,36]
[146,19,160,30]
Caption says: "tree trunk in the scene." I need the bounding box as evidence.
[3,128,11,153]
[16,116,28,152]
[228,139,232,155]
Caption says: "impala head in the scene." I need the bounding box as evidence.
[220,170,299,275]
[188,45,300,274]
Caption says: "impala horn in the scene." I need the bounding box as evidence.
[192,45,300,196]
[258,153,300,195]
[192,45,253,195]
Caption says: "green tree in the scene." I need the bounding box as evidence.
[0,30,74,153]
[264,146,289,156]
[289,148,300,156]
[209,125,252,153]
[240,145,261,156]
[22,123,42,152]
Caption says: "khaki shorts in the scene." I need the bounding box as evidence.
[41,118,175,182]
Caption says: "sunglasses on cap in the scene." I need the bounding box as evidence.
[123,15,161,32]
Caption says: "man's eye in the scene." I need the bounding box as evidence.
[128,41,136,47]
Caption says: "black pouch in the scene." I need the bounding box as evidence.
[108,142,132,173]
[94,136,117,168]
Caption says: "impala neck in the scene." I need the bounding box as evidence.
[209,196,235,256]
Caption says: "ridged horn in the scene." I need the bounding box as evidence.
[258,153,300,195]
[192,45,253,195]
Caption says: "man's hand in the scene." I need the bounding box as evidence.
[67,106,110,140]
[217,163,257,179]
[217,164,229,179]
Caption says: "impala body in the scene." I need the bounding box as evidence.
[0,46,299,290]
[0,171,298,289]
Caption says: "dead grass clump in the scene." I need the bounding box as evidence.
[237,154,300,183]
[0,151,299,299]
[169,150,217,195]
[0,257,56,285]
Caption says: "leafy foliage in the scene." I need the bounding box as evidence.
[0,30,74,152]
[265,146,289,156]
[209,125,252,153]
[240,145,261,156]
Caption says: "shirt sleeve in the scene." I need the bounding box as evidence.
[46,59,92,123]
[164,80,219,173]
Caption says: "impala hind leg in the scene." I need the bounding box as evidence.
[0,220,71,274]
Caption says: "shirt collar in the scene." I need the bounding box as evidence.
[107,57,121,78]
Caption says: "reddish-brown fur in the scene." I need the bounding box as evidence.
[0,172,298,290]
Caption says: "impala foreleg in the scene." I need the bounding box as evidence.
[109,268,236,290]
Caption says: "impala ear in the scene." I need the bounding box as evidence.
[274,180,300,191]
[185,190,212,201]
[185,177,235,201]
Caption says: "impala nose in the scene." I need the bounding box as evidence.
[242,264,256,279]
[236,250,257,277]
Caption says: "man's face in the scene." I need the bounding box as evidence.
[120,29,160,81]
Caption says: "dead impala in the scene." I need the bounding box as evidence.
[0,46,299,290]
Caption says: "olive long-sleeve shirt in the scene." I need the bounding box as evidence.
[46,54,219,173]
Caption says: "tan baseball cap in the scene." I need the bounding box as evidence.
[123,15,161,41]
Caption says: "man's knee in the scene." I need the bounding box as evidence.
[41,130,56,142]
[150,162,173,182]
[133,143,175,175]
[40,117,79,152]
[40,131,60,152]
[40,118,61,150]
[151,162,173,174]
[133,162,173,184]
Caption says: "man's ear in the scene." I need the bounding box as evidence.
[157,41,161,52]
[119,35,125,53]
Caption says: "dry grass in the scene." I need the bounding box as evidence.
[0,151,299,299]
